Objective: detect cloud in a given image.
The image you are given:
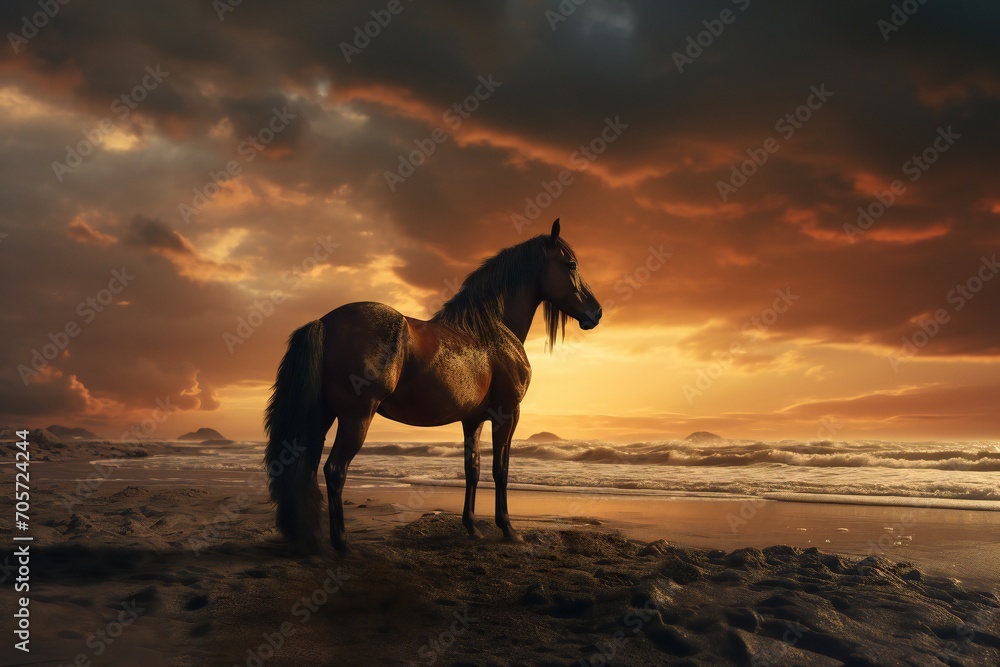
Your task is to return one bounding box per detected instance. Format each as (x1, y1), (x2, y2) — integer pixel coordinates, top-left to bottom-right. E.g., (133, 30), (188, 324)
(66, 214), (118, 246)
(123, 215), (246, 282)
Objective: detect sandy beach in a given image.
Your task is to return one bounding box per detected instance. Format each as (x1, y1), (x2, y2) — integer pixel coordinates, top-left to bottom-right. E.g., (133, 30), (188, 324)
(1, 438), (998, 666)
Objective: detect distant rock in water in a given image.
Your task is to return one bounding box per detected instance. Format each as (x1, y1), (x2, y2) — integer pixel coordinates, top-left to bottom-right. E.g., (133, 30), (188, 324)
(0, 428), (68, 460)
(27, 428), (62, 446)
(684, 431), (723, 443)
(0, 426), (61, 445)
(177, 428), (233, 444)
(526, 432), (564, 442)
(47, 424), (102, 440)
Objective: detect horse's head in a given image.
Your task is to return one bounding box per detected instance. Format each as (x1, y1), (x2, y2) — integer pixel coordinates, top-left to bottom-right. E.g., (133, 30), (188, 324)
(540, 219), (602, 331)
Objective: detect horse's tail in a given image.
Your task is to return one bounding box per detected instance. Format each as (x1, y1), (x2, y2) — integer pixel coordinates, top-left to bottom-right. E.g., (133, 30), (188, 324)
(264, 319), (326, 551)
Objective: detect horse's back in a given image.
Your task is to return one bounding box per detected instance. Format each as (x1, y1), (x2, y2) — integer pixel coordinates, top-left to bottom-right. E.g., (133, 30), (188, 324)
(321, 301), (405, 329)
(319, 302), (409, 401)
(317, 302), (492, 425)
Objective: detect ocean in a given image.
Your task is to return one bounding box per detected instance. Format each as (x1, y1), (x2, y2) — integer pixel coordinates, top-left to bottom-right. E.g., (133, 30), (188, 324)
(97, 437), (1000, 509)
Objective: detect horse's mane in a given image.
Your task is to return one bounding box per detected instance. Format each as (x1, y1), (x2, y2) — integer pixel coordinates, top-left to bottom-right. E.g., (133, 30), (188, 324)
(431, 235), (576, 350)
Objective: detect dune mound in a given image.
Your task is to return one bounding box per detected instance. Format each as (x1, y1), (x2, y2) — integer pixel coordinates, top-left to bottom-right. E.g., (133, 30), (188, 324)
(377, 515), (1000, 665)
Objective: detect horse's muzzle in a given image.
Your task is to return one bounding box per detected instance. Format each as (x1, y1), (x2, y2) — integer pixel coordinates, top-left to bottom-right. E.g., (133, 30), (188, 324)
(579, 307), (602, 330)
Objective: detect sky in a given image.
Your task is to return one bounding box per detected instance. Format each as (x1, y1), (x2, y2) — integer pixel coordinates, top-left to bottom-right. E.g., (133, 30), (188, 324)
(1, 0), (999, 443)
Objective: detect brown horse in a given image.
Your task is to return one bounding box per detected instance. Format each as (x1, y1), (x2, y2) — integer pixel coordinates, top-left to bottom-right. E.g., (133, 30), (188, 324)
(263, 219), (602, 552)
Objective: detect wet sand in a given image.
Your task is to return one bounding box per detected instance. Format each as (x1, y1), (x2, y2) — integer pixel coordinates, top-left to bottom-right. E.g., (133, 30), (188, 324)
(37, 447), (1000, 588)
(2, 441), (999, 665)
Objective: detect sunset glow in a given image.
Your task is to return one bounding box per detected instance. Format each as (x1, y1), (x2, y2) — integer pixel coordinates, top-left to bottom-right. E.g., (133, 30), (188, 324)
(2, 2), (998, 443)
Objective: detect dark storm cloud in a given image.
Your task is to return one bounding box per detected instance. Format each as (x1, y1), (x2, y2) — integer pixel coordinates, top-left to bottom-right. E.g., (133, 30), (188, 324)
(125, 215), (193, 254)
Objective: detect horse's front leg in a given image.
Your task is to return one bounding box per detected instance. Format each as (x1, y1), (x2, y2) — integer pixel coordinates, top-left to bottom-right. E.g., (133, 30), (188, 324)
(461, 420), (484, 538)
(491, 404), (522, 542)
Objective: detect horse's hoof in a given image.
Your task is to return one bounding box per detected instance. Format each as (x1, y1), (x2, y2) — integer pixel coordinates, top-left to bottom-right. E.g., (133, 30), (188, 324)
(467, 528), (483, 540)
(502, 529), (524, 543)
(332, 539), (351, 555)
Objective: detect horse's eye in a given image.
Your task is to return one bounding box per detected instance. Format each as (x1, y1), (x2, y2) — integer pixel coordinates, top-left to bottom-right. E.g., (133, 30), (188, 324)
(567, 261), (577, 271)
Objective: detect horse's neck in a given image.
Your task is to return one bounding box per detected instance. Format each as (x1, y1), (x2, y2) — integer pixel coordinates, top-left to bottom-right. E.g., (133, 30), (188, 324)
(500, 289), (541, 344)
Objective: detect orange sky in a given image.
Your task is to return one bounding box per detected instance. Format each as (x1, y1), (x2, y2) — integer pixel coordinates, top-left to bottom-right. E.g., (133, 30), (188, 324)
(2, 1), (999, 443)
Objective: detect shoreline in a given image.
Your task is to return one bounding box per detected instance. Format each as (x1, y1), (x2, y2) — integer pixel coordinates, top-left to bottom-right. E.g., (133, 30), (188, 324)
(2, 448), (999, 665)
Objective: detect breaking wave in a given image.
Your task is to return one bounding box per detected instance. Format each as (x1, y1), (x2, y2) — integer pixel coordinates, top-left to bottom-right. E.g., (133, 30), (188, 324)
(98, 437), (1000, 506)
(361, 439), (1000, 472)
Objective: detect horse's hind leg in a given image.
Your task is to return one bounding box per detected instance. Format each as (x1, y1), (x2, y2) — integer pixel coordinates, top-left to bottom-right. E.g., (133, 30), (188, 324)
(323, 402), (377, 553)
(312, 407), (336, 472)
(461, 420), (484, 538)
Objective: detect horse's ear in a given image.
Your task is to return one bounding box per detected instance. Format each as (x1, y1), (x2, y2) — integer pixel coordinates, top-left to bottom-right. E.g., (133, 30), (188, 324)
(549, 218), (560, 244)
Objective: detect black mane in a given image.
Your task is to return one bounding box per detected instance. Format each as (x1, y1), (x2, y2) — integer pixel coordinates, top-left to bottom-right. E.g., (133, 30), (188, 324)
(431, 235), (576, 350)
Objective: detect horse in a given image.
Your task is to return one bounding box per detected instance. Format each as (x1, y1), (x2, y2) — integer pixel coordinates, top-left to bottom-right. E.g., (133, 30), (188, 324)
(263, 219), (602, 552)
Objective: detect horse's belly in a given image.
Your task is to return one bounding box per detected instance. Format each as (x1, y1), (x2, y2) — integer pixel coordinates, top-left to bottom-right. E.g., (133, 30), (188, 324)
(378, 343), (490, 427)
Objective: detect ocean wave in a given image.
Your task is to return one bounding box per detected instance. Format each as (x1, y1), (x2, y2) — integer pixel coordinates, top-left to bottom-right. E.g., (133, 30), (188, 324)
(345, 470), (1000, 504)
(362, 443), (462, 458)
(356, 439), (1000, 472)
(96, 438), (1000, 506)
